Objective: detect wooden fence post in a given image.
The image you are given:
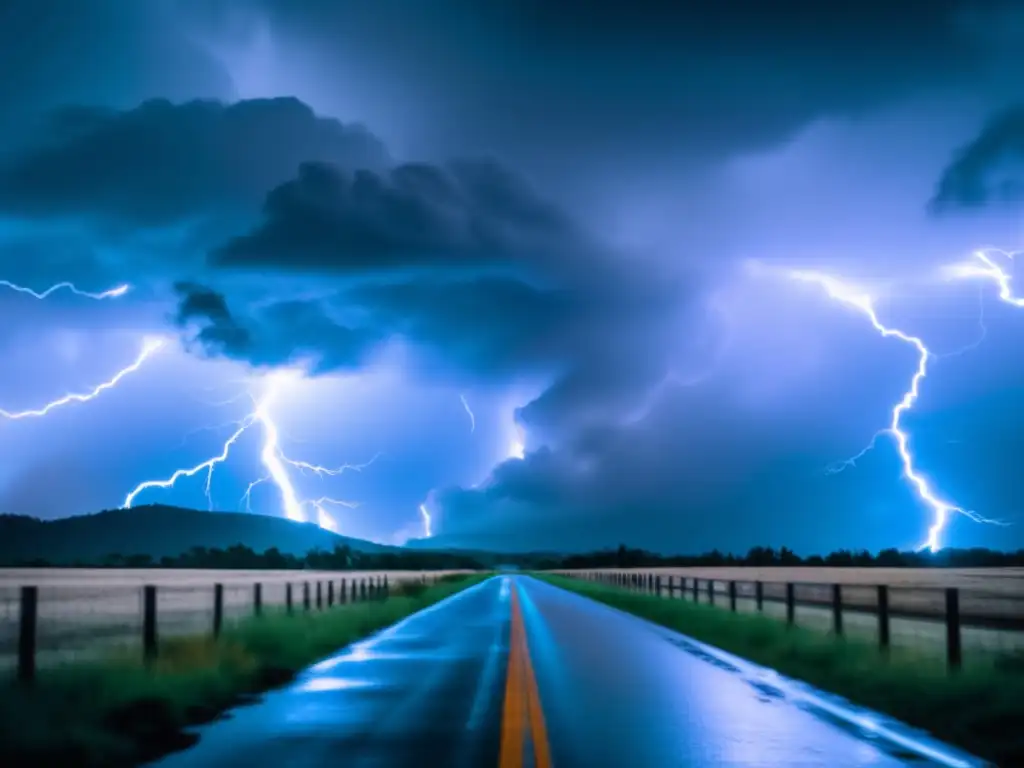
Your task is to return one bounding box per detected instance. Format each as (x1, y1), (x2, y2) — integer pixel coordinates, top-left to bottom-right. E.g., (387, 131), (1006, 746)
(755, 581), (764, 612)
(692, 577), (698, 602)
(303, 582), (311, 611)
(286, 583), (294, 614)
(877, 585), (890, 652)
(729, 581), (737, 612)
(18, 586), (37, 685)
(143, 585), (158, 663)
(253, 582), (263, 617)
(832, 584), (843, 635)
(339, 579), (347, 604)
(707, 579), (715, 606)
(946, 587), (962, 671)
(785, 582), (795, 625)
(213, 583), (224, 638)
(316, 581), (323, 610)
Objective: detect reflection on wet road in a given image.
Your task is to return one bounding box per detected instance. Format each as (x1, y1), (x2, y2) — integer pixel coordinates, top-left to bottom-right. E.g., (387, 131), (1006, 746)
(153, 576), (982, 768)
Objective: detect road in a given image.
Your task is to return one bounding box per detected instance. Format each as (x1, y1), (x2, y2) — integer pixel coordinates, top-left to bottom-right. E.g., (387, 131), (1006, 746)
(152, 576), (984, 768)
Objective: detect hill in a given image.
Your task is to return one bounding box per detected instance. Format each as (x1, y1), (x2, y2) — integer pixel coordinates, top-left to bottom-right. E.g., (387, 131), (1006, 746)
(0, 505), (395, 565)
(403, 536), (565, 568)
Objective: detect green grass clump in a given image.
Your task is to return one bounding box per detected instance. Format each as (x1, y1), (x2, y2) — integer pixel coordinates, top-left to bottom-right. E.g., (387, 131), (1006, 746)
(541, 575), (1024, 767)
(0, 574), (487, 768)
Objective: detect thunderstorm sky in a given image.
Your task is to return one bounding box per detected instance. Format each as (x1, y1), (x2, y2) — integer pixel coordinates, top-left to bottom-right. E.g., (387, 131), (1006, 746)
(3, 1), (1024, 553)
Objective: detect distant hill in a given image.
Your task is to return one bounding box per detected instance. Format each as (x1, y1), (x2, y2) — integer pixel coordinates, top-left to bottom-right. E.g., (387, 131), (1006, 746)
(0, 505), (396, 565)
(402, 536), (566, 567)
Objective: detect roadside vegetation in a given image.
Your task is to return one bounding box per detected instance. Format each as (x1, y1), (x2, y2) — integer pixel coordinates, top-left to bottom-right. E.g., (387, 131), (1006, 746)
(0, 573), (485, 768)
(3, 541), (487, 570)
(553, 542), (1024, 569)
(543, 575), (1024, 767)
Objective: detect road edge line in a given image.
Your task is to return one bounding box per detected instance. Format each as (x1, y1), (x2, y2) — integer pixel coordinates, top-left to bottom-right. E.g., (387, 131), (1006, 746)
(534, 576), (991, 768)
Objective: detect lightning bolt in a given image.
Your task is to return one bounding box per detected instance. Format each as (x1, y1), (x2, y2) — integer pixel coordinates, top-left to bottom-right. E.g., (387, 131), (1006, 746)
(460, 393), (476, 433)
(418, 503), (432, 537)
(508, 424), (525, 460)
(943, 248), (1024, 307)
(0, 337), (166, 419)
(0, 280), (130, 300)
(123, 371), (372, 532)
(787, 269), (1002, 552)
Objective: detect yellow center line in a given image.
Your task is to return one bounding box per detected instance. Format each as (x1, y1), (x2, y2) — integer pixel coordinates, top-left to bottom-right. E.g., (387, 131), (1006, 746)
(499, 582), (552, 768)
(499, 592), (526, 768)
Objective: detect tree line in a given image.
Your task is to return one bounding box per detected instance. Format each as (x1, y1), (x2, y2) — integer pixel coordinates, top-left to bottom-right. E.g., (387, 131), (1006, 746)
(6, 544), (487, 570)
(6, 542), (1023, 570)
(554, 544), (1024, 569)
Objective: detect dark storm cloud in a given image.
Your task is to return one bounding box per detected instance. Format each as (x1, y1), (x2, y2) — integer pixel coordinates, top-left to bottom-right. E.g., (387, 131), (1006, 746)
(176, 260), (691, 399)
(0, 0), (234, 144)
(0, 97), (388, 228)
(175, 281), (252, 358)
(6, 0), (1018, 553)
(931, 104), (1024, 211)
(347, 278), (574, 378)
(236, 0), (1000, 179)
(432, 361), (1024, 554)
(429, 378), (868, 553)
(429, 387), (799, 551)
(173, 282), (379, 373)
(189, 135), (695, 400)
(176, 147), (700, 436)
(213, 158), (578, 274)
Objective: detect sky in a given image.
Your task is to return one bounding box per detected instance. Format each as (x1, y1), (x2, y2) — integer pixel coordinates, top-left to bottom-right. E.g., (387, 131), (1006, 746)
(3, 1), (1024, 554)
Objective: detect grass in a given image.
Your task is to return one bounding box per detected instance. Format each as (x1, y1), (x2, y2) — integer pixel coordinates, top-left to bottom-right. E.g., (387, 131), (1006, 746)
(0, 574), (486, 768)
(541, 575), (1024, 767)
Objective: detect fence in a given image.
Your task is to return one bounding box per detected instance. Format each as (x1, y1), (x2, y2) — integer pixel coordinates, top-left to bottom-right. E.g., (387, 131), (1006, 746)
(1, 570), (445, 685)
(552, 569), (1024, 671)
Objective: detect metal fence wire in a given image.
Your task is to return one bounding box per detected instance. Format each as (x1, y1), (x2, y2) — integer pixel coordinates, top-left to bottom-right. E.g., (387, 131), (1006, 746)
(559, 569), (1024, 670)
(0, 570), (450, 682)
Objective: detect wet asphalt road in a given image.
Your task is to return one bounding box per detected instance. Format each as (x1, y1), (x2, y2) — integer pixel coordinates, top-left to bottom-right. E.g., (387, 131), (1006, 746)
(152, 576), (959, 768)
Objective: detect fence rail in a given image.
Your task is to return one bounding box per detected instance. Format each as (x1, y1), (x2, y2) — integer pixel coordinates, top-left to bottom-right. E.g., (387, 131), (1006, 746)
(2, 571), (446, 684)
(551, 570), (1024, 671)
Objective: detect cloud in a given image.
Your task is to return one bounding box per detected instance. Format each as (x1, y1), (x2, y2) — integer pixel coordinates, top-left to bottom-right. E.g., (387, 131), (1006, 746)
(427, 376), (881, 553)
(177, 138), (703, 417)
(0, 0), (236, 144)
(220, 0), (1003, 193)
(0, 97), (389, 228)
(212, 158), (580, 275)
(931, 104), (1024, 211)
(3, 0), (1024, 560)
(162, 137), (713, 468)
(174, 281), (380, 374)
(346, 277), (574, 379)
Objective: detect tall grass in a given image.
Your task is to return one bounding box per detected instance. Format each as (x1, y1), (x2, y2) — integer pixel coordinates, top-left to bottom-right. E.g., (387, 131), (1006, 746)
(0, 573), (486, 768)
(542, 575), (1024, 766)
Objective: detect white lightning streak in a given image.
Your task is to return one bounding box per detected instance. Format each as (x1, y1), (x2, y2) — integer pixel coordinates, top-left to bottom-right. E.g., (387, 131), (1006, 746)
(508, 424), (525, 460)
(124, 372), (368, 532)
(943, 248), (1024, 307)
(788, 269), (1003, 552)
(418, 503), (432, 537)
(124, 418), (254, 510)
(0, 337), (165, 420)
(0, 280), (130, 300)
(460, 393), (476, 433)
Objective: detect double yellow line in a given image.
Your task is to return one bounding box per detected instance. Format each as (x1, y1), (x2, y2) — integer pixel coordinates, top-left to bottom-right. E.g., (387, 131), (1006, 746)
(499, 583), (552, 768)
